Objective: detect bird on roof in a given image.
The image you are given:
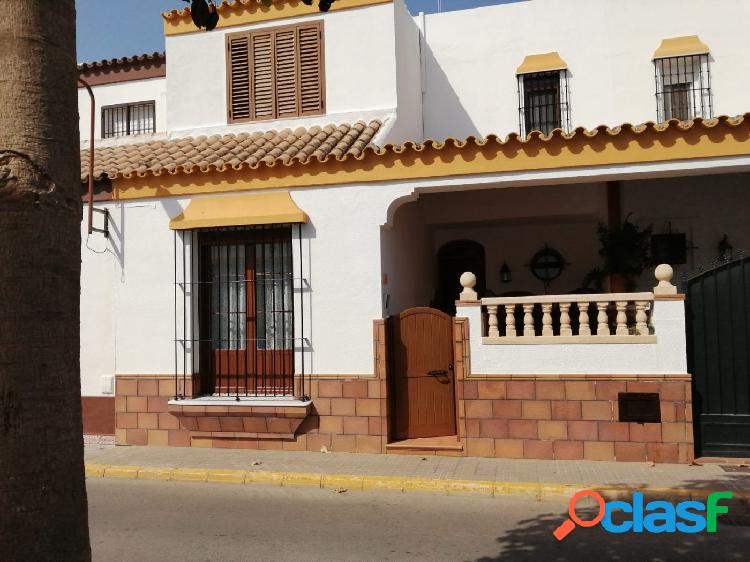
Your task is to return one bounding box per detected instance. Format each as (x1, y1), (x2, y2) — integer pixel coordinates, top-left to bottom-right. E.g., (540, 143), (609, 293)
(181, 0), (220, 31)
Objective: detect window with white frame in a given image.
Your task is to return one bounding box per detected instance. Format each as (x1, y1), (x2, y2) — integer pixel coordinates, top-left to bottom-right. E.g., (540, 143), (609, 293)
(517, 70), (571, 137)
(654, 54), (712, 122)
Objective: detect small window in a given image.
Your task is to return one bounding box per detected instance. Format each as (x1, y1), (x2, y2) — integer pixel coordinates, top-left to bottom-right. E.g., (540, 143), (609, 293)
(101, 101), (156, 139)
(517, 70), (570, 137)
(654, 55), (712, 122)
(227, 22), (325, 123)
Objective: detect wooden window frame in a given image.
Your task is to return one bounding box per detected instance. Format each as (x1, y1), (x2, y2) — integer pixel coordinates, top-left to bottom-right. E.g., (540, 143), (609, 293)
(101, 100), (156, 139)
(226, 21), (326, 124)
(197, 226), (296, 397)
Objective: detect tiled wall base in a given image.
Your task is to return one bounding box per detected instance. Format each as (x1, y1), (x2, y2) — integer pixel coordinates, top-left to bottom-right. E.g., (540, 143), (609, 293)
(459, 377), (693, 463)
(113, 320), (694, 463)
(114, 375), (388, 452)
(82, 396), (115, 435)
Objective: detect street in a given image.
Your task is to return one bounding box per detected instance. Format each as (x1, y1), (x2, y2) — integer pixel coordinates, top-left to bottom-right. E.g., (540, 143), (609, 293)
(87, 479), (750, 561)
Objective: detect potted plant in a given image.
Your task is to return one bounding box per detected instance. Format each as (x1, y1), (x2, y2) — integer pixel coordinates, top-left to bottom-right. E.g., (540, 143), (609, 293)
(584, 216), (652, 292)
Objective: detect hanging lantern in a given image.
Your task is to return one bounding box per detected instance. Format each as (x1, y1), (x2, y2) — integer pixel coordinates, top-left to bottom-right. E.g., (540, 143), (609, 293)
(500, 262), (512, 283)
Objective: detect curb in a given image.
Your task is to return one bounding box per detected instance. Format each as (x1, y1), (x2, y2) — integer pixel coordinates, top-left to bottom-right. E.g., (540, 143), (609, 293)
(84, 463), (750, 509)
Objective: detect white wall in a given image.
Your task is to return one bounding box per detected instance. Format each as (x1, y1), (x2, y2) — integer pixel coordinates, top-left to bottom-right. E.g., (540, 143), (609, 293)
(166, 3), (399, 137)
(421, 0), (750, 141)
(80, 221), (117, 396)
(79, 181), (418, 394)
(381, 0), (423, 145)
(78, 77), (167, 146)
(458, 299), (687, 375)
(380, 198), (434, 315)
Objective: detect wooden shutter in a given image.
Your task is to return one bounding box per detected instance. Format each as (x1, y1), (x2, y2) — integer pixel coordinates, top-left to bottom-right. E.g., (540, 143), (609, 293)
(227, 23), (324, 123)
(228, 35), (251, 122)
(274, 28), (299, 118)
(251, 32), (275, 120)
(298, 24), (324, 115)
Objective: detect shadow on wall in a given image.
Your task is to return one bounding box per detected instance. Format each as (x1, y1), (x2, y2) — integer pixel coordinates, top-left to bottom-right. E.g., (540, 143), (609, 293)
(476, 476), (750, 561)
(422, 41), (480, 141)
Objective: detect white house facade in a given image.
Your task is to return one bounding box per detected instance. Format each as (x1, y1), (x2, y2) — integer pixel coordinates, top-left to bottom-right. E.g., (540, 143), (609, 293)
(78, 0), (750, 463)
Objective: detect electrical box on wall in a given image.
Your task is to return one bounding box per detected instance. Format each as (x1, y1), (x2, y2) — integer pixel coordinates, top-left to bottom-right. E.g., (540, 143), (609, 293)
(100, 375), (114, 395)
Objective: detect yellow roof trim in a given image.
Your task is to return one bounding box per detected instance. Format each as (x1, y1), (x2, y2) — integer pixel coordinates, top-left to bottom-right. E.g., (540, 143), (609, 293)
(516, 52), (568, 75)
(169, 191), (307, 230)
(116, 115), (750, 202)
(162, 0), (393, 36)
(653, 35), (710, 59)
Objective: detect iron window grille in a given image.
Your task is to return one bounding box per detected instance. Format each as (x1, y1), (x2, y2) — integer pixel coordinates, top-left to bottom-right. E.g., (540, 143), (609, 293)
(101, 101), (156, 139)
(654, 54), (712, 122)
(173, 224), (309, 400)
(517, 70), (571, 138)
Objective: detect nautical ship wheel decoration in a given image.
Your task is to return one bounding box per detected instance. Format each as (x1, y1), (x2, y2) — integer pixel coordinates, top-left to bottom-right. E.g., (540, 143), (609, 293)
(528, 244), (567, 291)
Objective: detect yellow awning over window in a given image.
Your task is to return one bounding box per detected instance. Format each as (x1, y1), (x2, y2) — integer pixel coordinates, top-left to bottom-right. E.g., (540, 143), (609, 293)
(516, 52), (568, 75)
(169, 191), (308, 230)
(653, 35), (710, 59)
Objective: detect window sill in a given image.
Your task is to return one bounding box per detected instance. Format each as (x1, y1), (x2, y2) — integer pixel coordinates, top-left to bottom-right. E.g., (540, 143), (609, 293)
(168, 396), (312, 408)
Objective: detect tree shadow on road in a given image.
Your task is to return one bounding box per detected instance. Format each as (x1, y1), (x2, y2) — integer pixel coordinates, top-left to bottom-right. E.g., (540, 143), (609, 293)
(474, 476), (750, 562)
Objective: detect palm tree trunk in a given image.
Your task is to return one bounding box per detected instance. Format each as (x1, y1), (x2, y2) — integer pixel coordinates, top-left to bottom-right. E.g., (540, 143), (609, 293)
(0, 1), (91, 560)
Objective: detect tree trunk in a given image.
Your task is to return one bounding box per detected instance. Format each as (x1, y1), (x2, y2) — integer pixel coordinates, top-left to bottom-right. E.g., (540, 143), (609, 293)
(0, 1), (91, 560)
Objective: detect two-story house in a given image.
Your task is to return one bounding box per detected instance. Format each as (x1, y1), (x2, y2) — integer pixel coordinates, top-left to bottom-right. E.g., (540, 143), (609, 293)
(79, 0), (750, 463)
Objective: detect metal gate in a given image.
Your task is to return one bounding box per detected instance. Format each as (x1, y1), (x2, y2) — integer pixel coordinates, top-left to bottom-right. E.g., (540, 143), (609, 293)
(687, 257), (750, 457)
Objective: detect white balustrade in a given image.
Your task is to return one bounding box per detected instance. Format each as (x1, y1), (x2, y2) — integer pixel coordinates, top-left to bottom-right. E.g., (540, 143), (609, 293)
(457, 265), (679, 345)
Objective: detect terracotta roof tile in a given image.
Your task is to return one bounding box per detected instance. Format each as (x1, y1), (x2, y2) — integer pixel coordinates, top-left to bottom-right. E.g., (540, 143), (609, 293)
(81, 120), (383, 182)
(81, 114), (750, 183)
(77, 52), (165, 71)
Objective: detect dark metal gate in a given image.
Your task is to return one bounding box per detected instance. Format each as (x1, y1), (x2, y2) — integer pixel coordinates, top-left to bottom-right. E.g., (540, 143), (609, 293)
(687, 257), (750, 457)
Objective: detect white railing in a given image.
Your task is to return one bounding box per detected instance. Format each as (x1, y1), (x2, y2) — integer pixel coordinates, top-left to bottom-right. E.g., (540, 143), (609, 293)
(455, 265), (687, 375)
(481, 293), (655, 344)
(457, 264), (678, 346)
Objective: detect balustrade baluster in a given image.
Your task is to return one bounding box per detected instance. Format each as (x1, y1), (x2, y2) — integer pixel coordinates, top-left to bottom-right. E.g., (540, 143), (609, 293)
(559, 303), (572, 336)
(596, 302), (610, 336)
(505, 304), (517, 338)
(487, 305), (499, 338)
(542, 304), (553, 336)
(635, 301), (649, 336)
(615, 301), (629, 335)
(578, 302), (591, 336)
(523, 304), (534, 337)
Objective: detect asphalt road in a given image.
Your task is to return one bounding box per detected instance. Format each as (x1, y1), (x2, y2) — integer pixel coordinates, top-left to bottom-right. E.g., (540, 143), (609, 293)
(87, 479), (750, 562)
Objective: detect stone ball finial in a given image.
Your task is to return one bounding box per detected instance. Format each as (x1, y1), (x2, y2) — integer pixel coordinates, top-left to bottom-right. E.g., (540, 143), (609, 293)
(460, 271), (476, 289)
(653, 264), (677, 295)
(459, 271), (478, 302)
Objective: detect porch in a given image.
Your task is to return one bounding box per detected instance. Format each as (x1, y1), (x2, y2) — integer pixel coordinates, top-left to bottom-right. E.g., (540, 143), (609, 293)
(378, 171), (750, 461)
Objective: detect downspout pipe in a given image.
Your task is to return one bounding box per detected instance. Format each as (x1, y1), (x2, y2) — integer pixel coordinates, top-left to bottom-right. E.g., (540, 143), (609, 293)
(78, 77), (95, 235)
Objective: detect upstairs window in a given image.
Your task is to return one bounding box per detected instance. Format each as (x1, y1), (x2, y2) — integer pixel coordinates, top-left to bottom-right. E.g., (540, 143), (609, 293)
(653, 36), (712, 122)
(227, 22), (325, 123)
(516, 52), (571, 137)
(101, 101), (155, 138)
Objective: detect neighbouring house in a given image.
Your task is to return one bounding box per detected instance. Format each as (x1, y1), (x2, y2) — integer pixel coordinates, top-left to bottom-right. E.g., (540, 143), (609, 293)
(78, 0), (750, 462)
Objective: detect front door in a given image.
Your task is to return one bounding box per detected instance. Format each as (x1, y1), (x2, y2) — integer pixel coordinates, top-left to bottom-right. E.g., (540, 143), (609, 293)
(391, 307), (456, 439)
(687, 257), (750, 457)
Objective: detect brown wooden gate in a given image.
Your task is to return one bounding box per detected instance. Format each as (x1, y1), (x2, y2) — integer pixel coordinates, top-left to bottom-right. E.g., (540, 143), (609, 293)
(390, 307), (456, 439)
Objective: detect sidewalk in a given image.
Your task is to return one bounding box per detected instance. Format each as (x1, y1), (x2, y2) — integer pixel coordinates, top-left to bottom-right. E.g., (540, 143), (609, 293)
(85, 444), (750, 505)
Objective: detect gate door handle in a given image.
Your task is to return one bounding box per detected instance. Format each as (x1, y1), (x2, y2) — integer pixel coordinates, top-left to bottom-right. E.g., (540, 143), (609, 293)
(427, 370), (448, 376)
